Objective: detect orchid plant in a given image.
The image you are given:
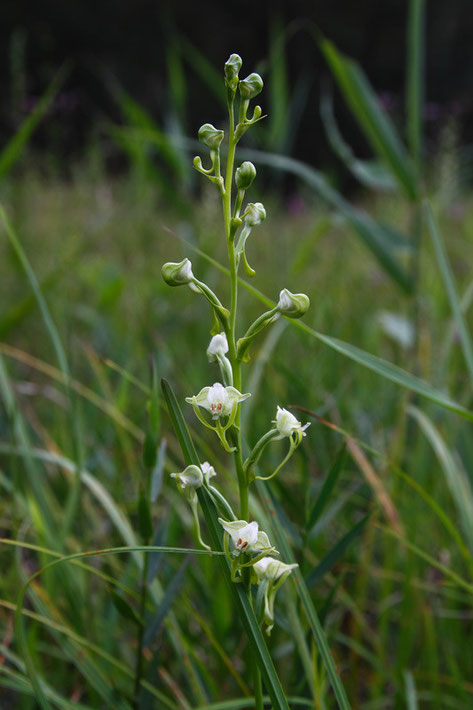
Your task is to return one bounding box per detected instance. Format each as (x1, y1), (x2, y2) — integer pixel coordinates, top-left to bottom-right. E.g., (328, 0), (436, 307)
(162, 53), (311, 704)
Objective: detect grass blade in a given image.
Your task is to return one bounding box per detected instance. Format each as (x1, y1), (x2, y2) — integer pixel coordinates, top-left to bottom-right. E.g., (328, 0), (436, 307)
(320, 86), (396, 191)
(170, 229), (473, 420)
(425, 202), (473, 384)
(408, 404), (473, 554)
(305, 513), (371, 588)
(143, 560), (189, 647)
(238, 147), (413, 291)
(0, 64), (68, 182)
(307, 445), (347, 533)
(319, 37), (418, 200)
(256, 480), (352, 710)
(161, 379), (291, 710)
(15, 546), (223, 709)
(406, 0), (425, 172)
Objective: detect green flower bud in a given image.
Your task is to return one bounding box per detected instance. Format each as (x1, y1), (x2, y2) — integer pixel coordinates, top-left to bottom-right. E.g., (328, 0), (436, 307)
(244, 202), (266, 226)
(235, 161), (256, 190)
(198, 123), (224, 150)
(239, 73), (263, 100)
(277, 288), (310, 318)
(162, 258), (194, 287)
(224, 53), (242, 82)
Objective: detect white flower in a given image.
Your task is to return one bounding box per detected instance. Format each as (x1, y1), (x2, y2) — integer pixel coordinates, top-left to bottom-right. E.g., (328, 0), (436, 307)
(253, 556), (298, 582)
(252, 556), (298, 635)
(274, 406), (310, 439)
(170, 464), (203, 490)
(170, 464), (203, 502)
(244, 202), (266, 226)
(218, 518), (273, 557)
(277, 288), (310, 318)
(186, 382), (250, 420)
(200, 461), (216, 484)
(207, 333), (229, 362)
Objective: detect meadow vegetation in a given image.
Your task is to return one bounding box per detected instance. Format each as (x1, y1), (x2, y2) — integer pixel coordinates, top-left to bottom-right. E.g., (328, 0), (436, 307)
(2, 8), (473, 709)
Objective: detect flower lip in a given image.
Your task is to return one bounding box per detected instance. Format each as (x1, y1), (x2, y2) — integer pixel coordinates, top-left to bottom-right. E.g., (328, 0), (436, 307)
(218, 518), (274, 557)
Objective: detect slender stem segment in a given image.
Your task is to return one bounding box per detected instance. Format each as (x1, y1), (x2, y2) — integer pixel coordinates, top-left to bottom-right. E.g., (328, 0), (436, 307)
(223, 94), (249, 522)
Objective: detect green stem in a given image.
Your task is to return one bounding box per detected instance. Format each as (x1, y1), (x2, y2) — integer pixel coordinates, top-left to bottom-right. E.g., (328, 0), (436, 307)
(223, 94), (249, 521)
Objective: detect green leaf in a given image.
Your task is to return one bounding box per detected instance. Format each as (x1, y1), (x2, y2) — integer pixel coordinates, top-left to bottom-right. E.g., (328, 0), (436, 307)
(307, 445), (347, 533)
(425, 202), (473, 384)
(238, 147), (413, 292)
(320, 86), (397, 191)
(408, 405), (473, 555)
(138, 491), (153, 542)
(161, 379), (291, 710)
(319, 37), (418, 200)
(170, 234), (473, 421)
(110, 590), (143, 627)
(143, 560), (189, 647)
(255, 479), (352, 710)
(296, 326), (473, 421)
(142, 430), (158, 469)
(305, 513), (371, 587)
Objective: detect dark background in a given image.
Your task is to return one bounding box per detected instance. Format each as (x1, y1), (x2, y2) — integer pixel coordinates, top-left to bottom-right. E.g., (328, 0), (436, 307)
(1, 0), (473, 178)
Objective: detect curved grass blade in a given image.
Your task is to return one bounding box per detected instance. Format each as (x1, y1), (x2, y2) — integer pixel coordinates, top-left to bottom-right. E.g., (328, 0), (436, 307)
(307, 445), (347, 533)
(320, 85), (397, 191)
(167, 229), (473, 421)
(237, 148), (413, 292)
(15, 546), (222, 710)
(0, 206), (83, 538)
(425, 202), (473, 384)
(377, 524), (473, 595)
(161, 378), (291, 710)
(256, 479), (352, 710)
(319, 38), (418, 200)
(408, 405), (473, 554)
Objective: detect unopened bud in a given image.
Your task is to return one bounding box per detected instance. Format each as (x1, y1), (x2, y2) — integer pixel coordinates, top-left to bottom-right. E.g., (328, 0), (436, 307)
(277, 289), (310, 318)
(236, 161), (256, 190)
(198, 123), (224, 150)
(224, 53), (242, 82)
(207, 332), (229, 362)
(162, 258), (194, 287)
(239, 73), (263, 100)
(244, 202), (266, 226)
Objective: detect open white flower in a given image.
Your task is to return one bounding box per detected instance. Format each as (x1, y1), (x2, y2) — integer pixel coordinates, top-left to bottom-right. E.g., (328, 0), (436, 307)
(253, 556), (298, 635)
(274, 406), (310, 440)
(218, 518), (273, 557)
(207, 333), (229, 362)
(186, 382), (250, 420)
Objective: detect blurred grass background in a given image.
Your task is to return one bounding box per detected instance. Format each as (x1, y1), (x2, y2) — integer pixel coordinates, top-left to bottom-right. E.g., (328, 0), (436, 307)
(1, 1), (473, 708)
